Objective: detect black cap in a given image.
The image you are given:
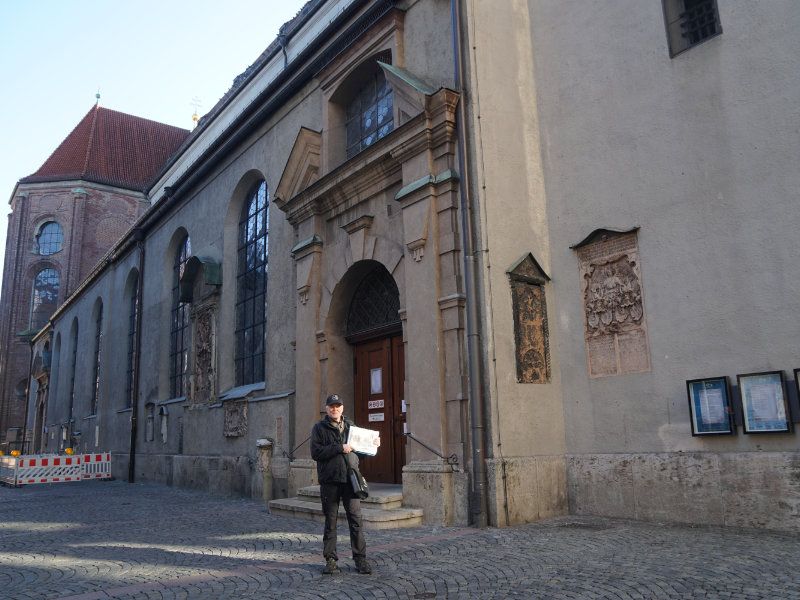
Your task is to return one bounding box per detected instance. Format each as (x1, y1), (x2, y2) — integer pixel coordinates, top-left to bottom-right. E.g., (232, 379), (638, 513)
(325, 394), (343, 406)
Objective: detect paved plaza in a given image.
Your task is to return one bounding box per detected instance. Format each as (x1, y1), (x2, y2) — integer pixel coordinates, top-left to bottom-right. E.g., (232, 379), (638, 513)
(0, 480), (799, 599)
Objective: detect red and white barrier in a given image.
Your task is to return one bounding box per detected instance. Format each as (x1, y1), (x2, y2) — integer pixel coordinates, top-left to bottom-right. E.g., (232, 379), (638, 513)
(0, 452), (112, 486)
(81, 453), (112, 480)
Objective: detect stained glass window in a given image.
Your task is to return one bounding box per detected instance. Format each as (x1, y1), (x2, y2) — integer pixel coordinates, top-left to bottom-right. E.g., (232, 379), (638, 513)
(30, 268), (59, 331)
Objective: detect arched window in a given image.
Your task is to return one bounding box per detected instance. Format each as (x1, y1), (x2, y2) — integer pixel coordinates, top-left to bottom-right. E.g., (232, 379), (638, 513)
(346, 66), (393, 159)
(235, 181), (268, 385)
(90, 302), (103, 415)
(170, 236), (191, 398)
(68, 320), (79, 417)
(30, 268), (60, 331)
(346, 265), (401, 340)
(125, 276), (139, 409)
(36, 222), (63, 255)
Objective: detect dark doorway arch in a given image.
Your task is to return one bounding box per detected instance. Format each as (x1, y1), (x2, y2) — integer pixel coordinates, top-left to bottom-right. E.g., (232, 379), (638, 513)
(346, 263), (405, 483)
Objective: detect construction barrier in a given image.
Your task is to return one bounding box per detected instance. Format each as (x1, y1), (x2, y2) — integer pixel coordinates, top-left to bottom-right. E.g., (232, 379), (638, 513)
(0, 453), (112, 486)
(81, 453), (112, 480)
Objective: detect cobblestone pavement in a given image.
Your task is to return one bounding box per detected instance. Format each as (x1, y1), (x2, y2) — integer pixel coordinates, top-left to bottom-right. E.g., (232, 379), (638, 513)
(1, 481), (799, 599)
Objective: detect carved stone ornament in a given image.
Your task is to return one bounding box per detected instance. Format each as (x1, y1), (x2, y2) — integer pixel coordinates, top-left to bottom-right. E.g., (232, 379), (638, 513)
(224, 400), (247, 437)
(574, 230), (651, 378)
(191, 306), (216, 404)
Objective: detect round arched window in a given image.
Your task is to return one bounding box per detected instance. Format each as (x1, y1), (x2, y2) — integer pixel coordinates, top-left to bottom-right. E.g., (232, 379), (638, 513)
(36, 222), (63, 255)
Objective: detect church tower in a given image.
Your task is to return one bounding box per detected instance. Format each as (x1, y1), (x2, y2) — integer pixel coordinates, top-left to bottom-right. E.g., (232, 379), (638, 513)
(0, 105), (188, 449)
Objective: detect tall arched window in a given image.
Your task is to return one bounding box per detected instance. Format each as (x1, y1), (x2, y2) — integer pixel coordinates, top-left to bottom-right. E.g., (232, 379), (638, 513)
(235, 180), (268, 385)
(125, 276), (139, 409)
(68, 320), (79, 418)
(90, 301), (103, 415)
(346, 66), (393, 159)
(170, 236), (191, 398)
(30, 268), (60, 331)
(36, 222), (64, 255)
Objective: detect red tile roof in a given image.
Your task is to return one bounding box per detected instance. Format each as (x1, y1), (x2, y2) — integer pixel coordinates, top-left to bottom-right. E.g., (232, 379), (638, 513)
(20, 105), (190, 192)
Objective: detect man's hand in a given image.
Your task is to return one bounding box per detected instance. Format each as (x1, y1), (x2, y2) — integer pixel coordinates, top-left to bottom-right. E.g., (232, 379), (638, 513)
(375, 436), (381, 447)
(342, 443), (353, 453)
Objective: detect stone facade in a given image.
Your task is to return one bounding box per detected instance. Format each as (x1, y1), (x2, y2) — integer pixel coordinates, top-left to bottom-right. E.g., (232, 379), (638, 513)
(16, 0), (800, 534)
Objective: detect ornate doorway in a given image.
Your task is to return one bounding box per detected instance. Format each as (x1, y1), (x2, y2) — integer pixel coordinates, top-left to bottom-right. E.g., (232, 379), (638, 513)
(346, 265), (406, 484)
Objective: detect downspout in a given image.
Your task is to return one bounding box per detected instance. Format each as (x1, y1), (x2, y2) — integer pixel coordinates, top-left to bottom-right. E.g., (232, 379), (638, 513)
(128, 229), (145, 483)
(451, 0), (489, 527)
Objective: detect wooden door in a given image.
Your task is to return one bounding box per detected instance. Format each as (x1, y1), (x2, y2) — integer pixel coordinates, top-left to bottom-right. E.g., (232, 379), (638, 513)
(353, 335), (406, 483)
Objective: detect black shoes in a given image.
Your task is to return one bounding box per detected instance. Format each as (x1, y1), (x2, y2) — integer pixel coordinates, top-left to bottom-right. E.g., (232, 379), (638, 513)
(355, 558), (372, 575)
(322, 558), (340, 575)
(322, 557), (371, 575)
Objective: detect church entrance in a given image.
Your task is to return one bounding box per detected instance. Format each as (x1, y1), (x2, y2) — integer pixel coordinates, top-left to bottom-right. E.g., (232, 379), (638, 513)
(345, 264), (406, 484)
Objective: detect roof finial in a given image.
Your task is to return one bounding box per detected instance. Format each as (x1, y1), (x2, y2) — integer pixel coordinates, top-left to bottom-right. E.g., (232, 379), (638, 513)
(190, 96), (201, 128)
(95, 88), (101, 105)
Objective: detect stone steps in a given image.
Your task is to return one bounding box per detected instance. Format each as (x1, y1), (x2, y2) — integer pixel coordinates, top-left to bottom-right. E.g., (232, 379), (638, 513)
(268, 484), (423, 530)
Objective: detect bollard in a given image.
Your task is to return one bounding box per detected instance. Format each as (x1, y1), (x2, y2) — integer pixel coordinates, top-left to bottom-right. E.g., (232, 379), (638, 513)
(256, 439), (273, 502)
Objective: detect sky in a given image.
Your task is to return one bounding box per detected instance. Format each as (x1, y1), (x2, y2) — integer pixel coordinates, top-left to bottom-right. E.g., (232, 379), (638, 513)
(0, 0), (309, 283)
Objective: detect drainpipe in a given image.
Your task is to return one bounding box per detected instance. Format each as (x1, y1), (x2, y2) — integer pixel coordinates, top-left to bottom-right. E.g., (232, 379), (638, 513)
(451, 0), (489, 527)
(128, 230), (146, 483)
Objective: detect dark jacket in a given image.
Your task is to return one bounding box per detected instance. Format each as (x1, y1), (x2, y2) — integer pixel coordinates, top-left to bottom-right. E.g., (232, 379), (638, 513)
(311, 415), (352, 484)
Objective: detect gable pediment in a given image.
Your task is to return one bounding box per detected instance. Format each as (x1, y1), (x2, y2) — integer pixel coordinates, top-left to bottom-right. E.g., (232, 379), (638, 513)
(274, 127), (322, 209)
(507, 253), (550, 284)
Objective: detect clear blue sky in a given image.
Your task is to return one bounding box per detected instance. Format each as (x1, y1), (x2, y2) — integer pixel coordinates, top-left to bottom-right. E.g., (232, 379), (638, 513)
(0, 0), (308, 283)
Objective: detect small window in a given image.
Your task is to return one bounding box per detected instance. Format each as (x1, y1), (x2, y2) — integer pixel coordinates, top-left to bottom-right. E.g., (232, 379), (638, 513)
(36, 222), (64, 255)
(346, 67), (394, 159)
(664, 0), (721, 57)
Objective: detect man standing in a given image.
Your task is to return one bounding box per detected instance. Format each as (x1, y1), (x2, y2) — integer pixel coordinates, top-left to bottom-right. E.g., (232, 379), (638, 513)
(311, 394), (376, 575)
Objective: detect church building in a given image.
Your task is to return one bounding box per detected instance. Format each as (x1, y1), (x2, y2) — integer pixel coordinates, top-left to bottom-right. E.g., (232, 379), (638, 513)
(8, 0), (799, 532)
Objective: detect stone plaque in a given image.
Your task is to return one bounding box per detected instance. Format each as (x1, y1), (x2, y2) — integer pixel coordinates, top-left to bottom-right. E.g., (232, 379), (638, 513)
(511, 280), (551, 383)
(576, 231), (651, 378)
(224, 400), (247, 437)
(507, 253), (551, 384)
(191, 306), (216, 403)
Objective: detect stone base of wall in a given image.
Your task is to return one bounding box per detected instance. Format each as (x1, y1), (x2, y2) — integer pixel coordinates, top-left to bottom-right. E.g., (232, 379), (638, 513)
(567, 452), (800, 532)
(486, 455), (568, 527)
(112, 453), (257, 499)
(402, 460), (469, 526)
(289, 458), (317, 496)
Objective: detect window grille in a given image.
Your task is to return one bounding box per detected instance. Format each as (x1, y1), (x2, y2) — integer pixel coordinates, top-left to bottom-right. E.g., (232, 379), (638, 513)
(345, 66), (394, 159)
(235, 181), (268, 386)
(125, 277), (139, 409)
(346, 266), (400, 338)
(36, 222), (63, 255)
(30, 268), (59, 331)
(90, 304), (102, 415)
(169, 236), (191, 398)
(664, 0), (721, 57)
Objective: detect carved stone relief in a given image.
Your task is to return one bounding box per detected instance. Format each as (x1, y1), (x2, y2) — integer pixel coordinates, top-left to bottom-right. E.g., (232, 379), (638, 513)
(507, 253), (551, 384)
(191, 305), (216, 404)
(575, 231), (650, 378)
(511, 281), (550, 383)
(224, 400), (247, 437)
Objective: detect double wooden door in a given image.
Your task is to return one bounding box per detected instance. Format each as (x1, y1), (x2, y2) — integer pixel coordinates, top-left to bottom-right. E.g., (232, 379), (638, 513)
(353, 335), (405, 483)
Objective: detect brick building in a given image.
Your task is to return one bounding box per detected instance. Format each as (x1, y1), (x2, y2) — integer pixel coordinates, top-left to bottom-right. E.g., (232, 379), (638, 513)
(0, 105), (188, 447)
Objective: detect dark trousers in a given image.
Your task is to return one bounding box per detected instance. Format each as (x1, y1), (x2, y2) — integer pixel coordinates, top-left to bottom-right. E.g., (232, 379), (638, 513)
(321, 482), (366, 561)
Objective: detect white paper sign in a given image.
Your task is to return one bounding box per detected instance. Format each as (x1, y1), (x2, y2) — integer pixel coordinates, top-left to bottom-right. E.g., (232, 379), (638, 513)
(347, 425), (380, 456)
(368, 399), (384, 409)
(368, 413), (385, 422)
